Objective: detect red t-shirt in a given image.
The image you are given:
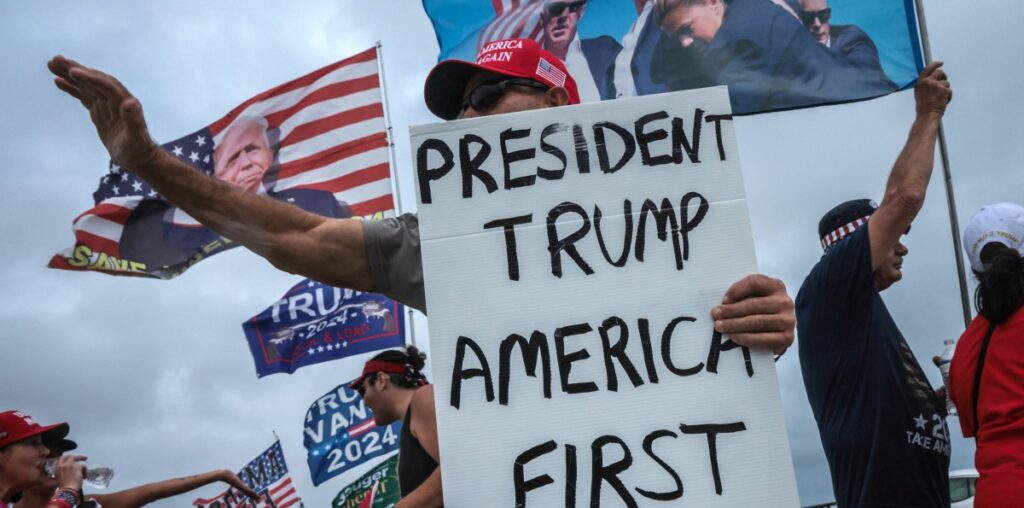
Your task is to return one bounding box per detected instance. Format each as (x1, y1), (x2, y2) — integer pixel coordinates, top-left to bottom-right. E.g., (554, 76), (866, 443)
(949, 305), (1024, 507)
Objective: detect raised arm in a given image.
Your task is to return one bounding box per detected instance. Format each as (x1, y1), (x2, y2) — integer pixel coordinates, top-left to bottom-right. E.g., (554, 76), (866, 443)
(47, 56), (373, 290)
(867, 61), (952, 269)
(397, 386), (443, 508)
(86, 470), (258, 508)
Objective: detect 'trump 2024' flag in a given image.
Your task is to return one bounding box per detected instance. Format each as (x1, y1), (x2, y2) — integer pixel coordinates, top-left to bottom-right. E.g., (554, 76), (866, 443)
(305, 382), (402, 486)
(422, 0), (923, 113)
(193, 441), (303, 508)
(243, 280), (405, 377)
(50, 46), (395, 279)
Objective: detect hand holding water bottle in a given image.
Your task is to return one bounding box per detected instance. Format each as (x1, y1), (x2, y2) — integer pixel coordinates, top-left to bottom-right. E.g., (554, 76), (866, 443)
(51, 455), (86, 491)
(45, 456), (114, 489)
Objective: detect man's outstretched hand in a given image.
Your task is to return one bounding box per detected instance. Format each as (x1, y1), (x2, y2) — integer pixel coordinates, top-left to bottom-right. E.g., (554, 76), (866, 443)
(712, 274), (795, 355)
(48, 55), (161, 171)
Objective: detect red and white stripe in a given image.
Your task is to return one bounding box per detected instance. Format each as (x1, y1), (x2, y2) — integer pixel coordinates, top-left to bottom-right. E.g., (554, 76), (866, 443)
(821, 215), (872, 251)
(478, 1), (544, 51)
(267, 476), (301, 508)
(209, 47), (394, 218)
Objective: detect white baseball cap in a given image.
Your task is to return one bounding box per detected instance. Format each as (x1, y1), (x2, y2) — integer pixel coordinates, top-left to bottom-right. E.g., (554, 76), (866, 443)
(963, 202), (1024, 272)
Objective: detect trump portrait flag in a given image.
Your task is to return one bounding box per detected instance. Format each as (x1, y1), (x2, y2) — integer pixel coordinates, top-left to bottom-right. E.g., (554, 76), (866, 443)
(422, 0), (924, 113)
(50, 46), (395, 279)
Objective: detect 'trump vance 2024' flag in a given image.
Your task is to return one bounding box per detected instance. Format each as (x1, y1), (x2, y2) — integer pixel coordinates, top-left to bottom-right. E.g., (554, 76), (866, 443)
(50, 46), (395, 279)
(422, 0), (924, 113)
(243, 279), (405, 377)
(193, 441), (303, 508)
(304, 382), (402, 486)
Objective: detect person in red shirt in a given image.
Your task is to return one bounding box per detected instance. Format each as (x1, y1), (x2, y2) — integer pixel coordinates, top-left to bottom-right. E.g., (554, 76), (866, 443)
(949, 202), (1024, 507)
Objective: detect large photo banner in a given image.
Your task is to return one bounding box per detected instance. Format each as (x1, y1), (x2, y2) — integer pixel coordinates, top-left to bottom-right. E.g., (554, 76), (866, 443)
(422, 0), (923, 113)
(411, 87), (799, 505)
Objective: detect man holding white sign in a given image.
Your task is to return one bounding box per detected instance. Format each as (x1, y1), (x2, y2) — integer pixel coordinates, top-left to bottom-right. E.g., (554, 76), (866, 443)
(413, 43), (800, 505)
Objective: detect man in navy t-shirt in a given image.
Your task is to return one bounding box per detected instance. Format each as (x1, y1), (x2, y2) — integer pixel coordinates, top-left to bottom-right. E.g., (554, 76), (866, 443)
(797, 61), (953, 507)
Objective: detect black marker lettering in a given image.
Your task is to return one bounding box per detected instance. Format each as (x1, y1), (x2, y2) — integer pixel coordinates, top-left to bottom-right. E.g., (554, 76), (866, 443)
(634, 111), (674, 166)
(415, 138), (453, 204)
(538, 123), (568, 180)
(546, 202), (594, 278)
(679, 422), (747, 495)
(704, 114), (733, 161)
(706, 330), (754, 378)
(483, 214), (533, 281)
(458, 134), (497, 199)
(450, 336), (495, 409)
(662, 316), (703, 377)
(499, 331), (552, 405)
(599, 316), (644, 391)
(554, 323), (599, 394)
(594, 201), (633, 267)
(514, 440), (557, 507)
(590, 435), (638, 508)
(593, 121), (636, 174)
(672, 108), (704, 164)
(635, 430), (683, 501)
(501, 127), (537, 189)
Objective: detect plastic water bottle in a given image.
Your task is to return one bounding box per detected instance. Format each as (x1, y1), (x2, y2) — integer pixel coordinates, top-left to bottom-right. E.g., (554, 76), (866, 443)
(938, 339), (958, 416)
(43, 458), (115, 489)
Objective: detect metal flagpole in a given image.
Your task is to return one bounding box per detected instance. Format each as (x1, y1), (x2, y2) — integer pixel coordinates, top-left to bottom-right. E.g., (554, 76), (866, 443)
(375, 41), (418, 348)
(913, 0), (972, 328)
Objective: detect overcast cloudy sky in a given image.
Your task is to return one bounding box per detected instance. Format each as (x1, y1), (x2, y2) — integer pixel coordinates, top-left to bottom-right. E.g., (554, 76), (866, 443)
(3, 1), (1023, 506)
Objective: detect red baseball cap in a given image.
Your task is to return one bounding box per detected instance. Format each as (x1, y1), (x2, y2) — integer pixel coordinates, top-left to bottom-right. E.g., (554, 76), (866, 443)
(0, 410), (69, 449)
(424, 38), (581, 120)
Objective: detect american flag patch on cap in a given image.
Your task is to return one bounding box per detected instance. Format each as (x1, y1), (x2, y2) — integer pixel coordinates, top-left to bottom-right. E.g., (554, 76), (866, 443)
(535, 57), (566, 87)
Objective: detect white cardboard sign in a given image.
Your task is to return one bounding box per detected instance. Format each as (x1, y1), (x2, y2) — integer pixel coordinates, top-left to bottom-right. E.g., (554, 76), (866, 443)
(411, 87), (799, 507)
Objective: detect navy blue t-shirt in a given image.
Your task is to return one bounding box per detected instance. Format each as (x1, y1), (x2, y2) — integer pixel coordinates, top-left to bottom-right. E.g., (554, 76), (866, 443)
(796, 226), (950, 507)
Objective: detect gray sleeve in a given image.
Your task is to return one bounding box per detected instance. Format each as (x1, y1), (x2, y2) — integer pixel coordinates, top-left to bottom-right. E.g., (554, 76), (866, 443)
(362, 213), (426, 313)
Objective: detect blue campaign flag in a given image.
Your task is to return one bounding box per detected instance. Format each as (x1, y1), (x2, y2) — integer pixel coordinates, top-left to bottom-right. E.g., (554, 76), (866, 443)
(243, 279), (406, 378)
(304, 382), (402, 487)
(421, 0), (924, 114)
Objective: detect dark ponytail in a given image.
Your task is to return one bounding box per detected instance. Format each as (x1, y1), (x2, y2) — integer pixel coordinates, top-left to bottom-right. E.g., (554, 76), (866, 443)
(974, 243), (1024, 324)
(369, 345), (429, 388)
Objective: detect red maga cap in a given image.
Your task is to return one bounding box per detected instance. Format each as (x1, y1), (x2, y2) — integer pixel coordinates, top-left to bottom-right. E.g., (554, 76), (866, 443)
(0, 410), (69, 449)
(350, 360), (408, 391)
(424, 38), (580, 120)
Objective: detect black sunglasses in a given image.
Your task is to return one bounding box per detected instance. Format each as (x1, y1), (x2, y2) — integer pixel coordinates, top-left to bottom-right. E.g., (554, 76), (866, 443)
(458, 78), (550, 118)
(544, 0), (585, 17)
(800, 8), (831, 26)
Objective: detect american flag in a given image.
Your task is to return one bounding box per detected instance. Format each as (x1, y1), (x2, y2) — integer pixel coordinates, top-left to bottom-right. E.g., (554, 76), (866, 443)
(478, 0), (545, 50)
(49, 46), (394, 279)
(536, 57), (567, 87)
(193, 441), (304, 508)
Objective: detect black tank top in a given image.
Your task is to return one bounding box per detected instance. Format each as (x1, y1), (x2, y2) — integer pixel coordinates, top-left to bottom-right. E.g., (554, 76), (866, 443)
(399, 403), (439, 499)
